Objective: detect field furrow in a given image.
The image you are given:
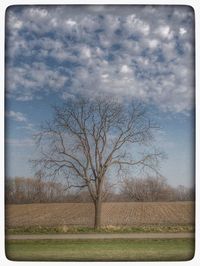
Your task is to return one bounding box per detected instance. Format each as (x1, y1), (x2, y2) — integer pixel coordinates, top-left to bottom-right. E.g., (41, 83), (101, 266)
(6, 201), (194, 228)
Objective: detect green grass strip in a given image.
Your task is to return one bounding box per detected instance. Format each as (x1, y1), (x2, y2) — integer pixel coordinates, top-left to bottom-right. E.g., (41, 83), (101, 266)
(6, 238), (195, 261)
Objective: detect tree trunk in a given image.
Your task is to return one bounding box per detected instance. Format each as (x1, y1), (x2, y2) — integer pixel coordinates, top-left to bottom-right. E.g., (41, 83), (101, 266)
(94, 198), (102, 229)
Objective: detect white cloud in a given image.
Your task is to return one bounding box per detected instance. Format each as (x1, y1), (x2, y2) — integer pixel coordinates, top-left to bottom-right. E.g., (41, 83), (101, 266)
(120, 65), (132, 74)
(156, 25), (172, 39)
(125, 14), (150, 36)
(148, 39), (159, 49)
(6, 6), (195, 114)
(61, 92), (75, 100)
(101, 73), (109, 79)
(80, 46), (92, 59)
(16, 95), (33, 102)
(179, 27), (187, 36)
(6, 62), (68, 100)
(6, 111), (27, 122)
(65, 19), (77, 26)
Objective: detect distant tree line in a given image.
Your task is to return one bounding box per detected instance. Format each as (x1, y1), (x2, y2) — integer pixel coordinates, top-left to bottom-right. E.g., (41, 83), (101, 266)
(120, 176), (194, 202)
(5, 176), (194, 204)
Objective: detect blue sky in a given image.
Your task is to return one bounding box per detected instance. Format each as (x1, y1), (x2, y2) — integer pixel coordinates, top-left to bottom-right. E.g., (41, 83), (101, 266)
(5, 5), (195, 187)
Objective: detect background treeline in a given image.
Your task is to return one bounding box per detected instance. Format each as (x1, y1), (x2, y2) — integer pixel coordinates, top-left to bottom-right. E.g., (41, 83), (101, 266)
(5, 176), (194, 204)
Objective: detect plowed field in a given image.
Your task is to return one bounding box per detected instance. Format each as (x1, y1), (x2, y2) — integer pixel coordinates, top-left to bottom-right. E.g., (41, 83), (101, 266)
(6, 201), (194, 228)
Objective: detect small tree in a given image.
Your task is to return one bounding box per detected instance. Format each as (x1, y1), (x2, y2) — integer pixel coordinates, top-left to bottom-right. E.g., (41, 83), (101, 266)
(33, 97), (163, 228)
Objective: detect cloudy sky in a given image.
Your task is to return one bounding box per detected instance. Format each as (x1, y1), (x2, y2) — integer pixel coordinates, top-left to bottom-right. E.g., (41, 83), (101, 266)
(5, 5), (195, 187)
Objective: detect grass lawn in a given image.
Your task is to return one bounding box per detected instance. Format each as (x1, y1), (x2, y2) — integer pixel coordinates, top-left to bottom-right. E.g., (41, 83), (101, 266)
(6, 238), (195, 261)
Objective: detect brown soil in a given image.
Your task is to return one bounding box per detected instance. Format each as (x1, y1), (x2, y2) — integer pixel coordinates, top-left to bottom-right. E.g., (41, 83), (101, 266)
(5, 201), (195, 228)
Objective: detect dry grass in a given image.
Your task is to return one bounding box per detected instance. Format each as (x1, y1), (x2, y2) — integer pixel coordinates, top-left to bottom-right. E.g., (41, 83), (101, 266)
(6, 201), (194, 228)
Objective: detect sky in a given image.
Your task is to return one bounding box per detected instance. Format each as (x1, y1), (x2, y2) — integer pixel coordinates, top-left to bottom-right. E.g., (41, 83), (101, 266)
(5, 5), (195, 187)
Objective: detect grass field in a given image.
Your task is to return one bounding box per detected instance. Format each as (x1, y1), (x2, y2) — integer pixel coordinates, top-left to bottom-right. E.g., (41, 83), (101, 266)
(6, 201), (194, 228)
(6, 238), (195, 261)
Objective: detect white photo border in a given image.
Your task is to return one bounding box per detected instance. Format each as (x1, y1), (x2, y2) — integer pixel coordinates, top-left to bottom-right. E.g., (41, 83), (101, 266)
(1, 0), (199, 265)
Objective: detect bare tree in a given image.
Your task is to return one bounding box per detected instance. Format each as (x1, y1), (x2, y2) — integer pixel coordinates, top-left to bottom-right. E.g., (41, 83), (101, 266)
(120, 176), (172, 202)
(174, 185), (195, 201)
(33, 97), (163, 228)
(120, 177), (148, 201)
